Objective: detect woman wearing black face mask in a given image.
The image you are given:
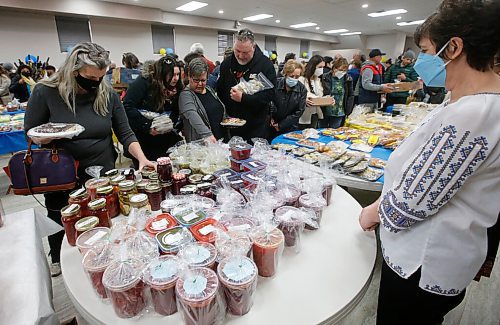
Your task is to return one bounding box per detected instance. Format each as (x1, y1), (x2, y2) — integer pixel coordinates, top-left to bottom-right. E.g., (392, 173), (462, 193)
(123, 55), (184, 166)
(24, 42), (154, 277)
(9, 64), (34, 102)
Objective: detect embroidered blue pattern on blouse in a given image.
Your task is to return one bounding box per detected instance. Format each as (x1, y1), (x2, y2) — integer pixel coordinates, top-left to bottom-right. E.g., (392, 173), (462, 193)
(382, 246), (407, 278)
(424, 284), (462, 296)
(381, 125), (489, 232)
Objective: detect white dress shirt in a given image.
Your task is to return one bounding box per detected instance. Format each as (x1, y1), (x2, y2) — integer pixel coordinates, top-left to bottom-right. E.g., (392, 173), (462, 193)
(379, 93), (500, 296)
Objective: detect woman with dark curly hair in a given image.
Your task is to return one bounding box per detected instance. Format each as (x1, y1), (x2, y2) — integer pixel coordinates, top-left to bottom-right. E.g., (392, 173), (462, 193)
(123, 55), (183, 166)
(359, 0), (500, 323)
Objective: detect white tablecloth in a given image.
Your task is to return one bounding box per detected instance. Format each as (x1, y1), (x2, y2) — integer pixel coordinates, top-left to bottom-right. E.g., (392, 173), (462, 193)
(0, 208), (63, 325)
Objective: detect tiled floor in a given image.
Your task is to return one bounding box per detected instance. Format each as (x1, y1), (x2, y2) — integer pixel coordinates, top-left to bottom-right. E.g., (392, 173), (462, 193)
(0, 154), (498, 324)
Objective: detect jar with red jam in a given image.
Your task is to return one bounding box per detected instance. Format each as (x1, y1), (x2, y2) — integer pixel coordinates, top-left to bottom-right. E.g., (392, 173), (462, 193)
(145, 183), (162, 211)
(298, 194), (326, 230)
(172, 173), (188, 195)
(118, 180), (137, 216)
(149, 173), (159, 183)
(178, 242), (218, 270)
(252, 227), (284, 277)
(75, 216), (99, 239)
(143, 255), (181, 316)
(88, 198), (112, 228)
(68, 188), (90, 217)
(274, 206), (305, 249)
(197, 183), (214, 199)
(82, 242), (115, 299)
(141, 166), (155, 180)
(230, 143), (252, 160)
(102, 258), (147, 318)
(160, 181), (172, 200)
(61, 204), (83, 246)
(85, 178), (110, 200)
(157, 157), (173, 182)
(217, 256), (258, 315)
(176, 267), (223, 325)
(96, 185), (120, 218)
(123, 168), (136, 181)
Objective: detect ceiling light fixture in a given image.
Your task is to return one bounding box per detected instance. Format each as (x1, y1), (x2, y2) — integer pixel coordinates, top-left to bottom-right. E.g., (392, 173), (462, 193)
(362, 4), (369, 8)
(340, 31), (362, 36)
(290, 22), (317, 28)
(396, 16), (402, 20)
(275, 19), (281, 23)
(176, 1), (208, 12)
(368, 9), (407, 17)
(243, 14), (273, 21)
(315, 26), (320, 30)
(323, 29), (349, 34)
(218, 10), (224, 14)
(397, 20), (425, 26)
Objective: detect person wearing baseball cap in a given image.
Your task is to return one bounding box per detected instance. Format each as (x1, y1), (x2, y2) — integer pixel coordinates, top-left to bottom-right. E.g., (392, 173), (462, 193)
(357, 49), (393, 109)
(384, 50), (419, 107)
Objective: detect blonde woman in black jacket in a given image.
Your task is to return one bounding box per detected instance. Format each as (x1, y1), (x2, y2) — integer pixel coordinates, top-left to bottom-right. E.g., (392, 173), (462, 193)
(179, 58), (226, 143)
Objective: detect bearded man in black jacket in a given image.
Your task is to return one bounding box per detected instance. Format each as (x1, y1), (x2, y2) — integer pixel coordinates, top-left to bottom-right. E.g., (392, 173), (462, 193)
(217, 28), (277, 142)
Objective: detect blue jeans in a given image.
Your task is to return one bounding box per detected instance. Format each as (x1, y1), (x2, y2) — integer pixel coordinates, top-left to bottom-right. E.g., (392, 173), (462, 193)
(319, 116), (344, 129)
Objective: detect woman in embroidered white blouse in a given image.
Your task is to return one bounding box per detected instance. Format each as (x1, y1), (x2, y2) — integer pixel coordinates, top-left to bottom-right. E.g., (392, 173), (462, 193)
(358, 0), (500, 324)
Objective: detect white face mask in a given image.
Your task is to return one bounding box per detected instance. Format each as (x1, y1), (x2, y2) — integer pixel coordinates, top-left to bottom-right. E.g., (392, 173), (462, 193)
(314, 68), (324, 77)
(335, 71), (346, 79)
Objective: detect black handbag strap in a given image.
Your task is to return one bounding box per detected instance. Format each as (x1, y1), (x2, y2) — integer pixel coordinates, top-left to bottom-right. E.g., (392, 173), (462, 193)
(22, 139), (63, 212)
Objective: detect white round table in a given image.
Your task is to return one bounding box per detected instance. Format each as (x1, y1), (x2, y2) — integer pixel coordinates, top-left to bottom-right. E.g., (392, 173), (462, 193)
(60, 186), (377, 325)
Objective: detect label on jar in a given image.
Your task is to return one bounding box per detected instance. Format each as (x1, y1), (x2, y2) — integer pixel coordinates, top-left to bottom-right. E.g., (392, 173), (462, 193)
(223, 258), (255, 282)
(84, 230), (108, 246)
(189, 246), (211, 264)
(63, 204), (79, 214)
(231, 180), (243, 185)
(88, 198), (106, 208)
(228, 224), (251, 232)
(70, 188), (86, 197)
(183, 275), (207, 295)
(163, 233), (183, 245)
(77, 217), (98, 228)
(198, 225), (215, 236)
(151, 219), (168, 230)
(247, 174), (261, 181)
(249, 162), (259, 168)
(150, 259), (177, 280)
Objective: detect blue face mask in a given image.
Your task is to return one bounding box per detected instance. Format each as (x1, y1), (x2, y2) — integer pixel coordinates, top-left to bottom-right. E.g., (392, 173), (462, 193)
(414, 40), (451, 88)
(286, 77), (299, 88)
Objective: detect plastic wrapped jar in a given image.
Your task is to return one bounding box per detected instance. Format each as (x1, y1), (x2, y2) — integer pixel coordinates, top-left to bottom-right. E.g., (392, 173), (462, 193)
(68, 188), (90, 217)
(189, 219), (225, 244)
(215, 231), (253, 262)
(96, 185), (120, 218)
(322, 179), (335, 206)
(145, 213), (177, 235)
(156, 226), (194, 255)
(172, 173), (188, 195)
(82, 242), (115, 299)
(230, 143), (252, 160)
(252, 228), (284, 277)
(176, 267), (221, 325)
(143, 256), (181, 316)
(221, 216), (257, 235)
(102, 258), (147, 318)
(217, 256), (258, 315)
(88, 198), (112, 228)
(276, 185), (302, 207)
(118, 180), (137, 216)
(299, 194), (327, 230)
(145, 183), (162, 211)
(61, 204), (83, 246)
(85, 177), (110, 200)
(76, 227), (111, 255)
(157, 157), (173, 182)
(213, 168), (238, 180)
(75, 216), (99, 239)
(229, 157), (251, 172)
(178, 242), (218, 270)
(160, 181), (172, 200)
(135, 179), (149, 194)
(242, 160), (267, 173)
(275, 206), (305, 248)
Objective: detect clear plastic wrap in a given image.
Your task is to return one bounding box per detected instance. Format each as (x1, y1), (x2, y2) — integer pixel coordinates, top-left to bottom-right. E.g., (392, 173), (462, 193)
(109, 218), (137, 244)
(274, 206), (307, 252)
(175, 267), (226, 325)
(251, 226), (284, 277)
(142, 255), (185, 316)
(76, 226), (111, 255)
(215, 231), (253, 263)
(189, 218), (227, 244)
(217, 256), (258, 316)
(145, 213), (178, 235)
(155, 226), (194, 255)
(178, 242), (218, 270)
(299, 194), (326, 230)
(82, 241), (115, 299)
(234, 72), (274, 95)
(123, 230), (159, 265)
(102, 256), (147, 319)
